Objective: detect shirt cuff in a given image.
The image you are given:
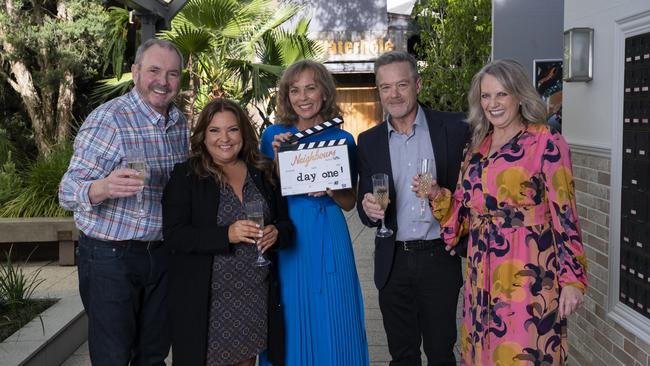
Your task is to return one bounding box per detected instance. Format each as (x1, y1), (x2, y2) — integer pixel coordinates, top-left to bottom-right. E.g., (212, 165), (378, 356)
(76, 181), (101, 211)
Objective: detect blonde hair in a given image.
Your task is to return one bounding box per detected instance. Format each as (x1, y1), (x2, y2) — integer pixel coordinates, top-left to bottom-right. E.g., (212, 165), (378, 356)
(467, 59), (548, 148)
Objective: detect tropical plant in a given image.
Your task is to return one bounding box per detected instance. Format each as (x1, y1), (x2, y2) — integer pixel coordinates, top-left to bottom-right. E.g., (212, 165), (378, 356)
(0, 0), (110, 157)
(414, 0), (491, 112)
(102, 6), (131, 81)
(0, 145), (73, 218)
(92, 0), (322, 131)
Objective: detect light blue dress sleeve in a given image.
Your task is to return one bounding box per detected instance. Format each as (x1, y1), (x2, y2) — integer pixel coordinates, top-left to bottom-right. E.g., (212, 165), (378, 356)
(260, 124), (280, 160)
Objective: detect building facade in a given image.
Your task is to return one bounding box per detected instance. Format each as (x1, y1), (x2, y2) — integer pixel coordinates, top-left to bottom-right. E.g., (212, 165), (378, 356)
(563, 1), (650, 365)
(295, 0), (417, 140)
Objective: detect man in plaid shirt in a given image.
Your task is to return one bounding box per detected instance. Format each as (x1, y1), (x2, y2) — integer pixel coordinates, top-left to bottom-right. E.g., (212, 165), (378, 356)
(59, 38), (188, 366)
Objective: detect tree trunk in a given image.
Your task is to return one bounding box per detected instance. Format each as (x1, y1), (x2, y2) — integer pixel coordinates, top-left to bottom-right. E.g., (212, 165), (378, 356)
(0, 0), (77, 156)
(56, 70), (75, 145)
(186, 54), (197, 131)
(54, 1), (75, 146)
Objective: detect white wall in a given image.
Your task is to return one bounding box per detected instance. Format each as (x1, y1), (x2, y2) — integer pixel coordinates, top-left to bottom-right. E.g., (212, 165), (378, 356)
(563, 0), (650, 148)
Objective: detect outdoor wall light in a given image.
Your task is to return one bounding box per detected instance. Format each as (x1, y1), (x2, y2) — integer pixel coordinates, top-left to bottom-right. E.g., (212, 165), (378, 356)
(563, 27), (594, 82)
(158, 0), (173, 4)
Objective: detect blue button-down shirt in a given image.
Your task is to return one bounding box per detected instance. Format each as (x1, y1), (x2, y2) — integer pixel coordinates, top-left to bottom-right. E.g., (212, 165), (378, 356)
(387, 106), (440, 241)
(59, 89), (189, 241)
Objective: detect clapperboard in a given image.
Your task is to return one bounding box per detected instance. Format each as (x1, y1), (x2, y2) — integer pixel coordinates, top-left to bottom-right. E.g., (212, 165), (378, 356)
(277, 117), (352, 196)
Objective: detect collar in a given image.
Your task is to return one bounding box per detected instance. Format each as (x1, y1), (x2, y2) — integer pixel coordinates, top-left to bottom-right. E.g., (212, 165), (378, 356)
(129, 89), (181, 128)
(387, 105), (426, 137)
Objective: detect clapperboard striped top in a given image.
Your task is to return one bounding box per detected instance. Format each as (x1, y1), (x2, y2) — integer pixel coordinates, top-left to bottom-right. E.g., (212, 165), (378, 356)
(284, 116), (344, 144)
(279, 138), (347, 152)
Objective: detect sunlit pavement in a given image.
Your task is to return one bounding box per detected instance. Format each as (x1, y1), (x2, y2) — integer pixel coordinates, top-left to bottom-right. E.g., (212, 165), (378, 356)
(24, 211), (462, 365)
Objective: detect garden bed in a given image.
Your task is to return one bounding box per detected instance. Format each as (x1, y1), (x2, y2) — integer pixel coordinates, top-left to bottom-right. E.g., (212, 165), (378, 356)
(0, 298), (58, 341)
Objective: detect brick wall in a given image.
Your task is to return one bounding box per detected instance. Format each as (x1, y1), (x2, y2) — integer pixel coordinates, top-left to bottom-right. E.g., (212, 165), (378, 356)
(569, 150), (650, 366)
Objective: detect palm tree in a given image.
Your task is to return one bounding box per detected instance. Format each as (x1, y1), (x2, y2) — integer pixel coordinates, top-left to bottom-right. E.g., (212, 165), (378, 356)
(93, 0), (322, 131)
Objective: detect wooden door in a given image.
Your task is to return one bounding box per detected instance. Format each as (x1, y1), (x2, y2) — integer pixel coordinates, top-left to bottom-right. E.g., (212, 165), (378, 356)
(336, 87), (383, 141)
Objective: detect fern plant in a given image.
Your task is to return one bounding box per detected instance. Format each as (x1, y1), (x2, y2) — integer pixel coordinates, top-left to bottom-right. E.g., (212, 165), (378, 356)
(0, 145), (72, 218)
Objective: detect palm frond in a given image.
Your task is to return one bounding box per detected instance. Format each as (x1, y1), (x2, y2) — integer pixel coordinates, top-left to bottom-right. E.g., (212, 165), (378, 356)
(225, 59), (283, 104)
(181, 0), (240, 32)
(161, 24), (213, 58)
(89, 73), (133, 107)
(102, 6), (130, 80)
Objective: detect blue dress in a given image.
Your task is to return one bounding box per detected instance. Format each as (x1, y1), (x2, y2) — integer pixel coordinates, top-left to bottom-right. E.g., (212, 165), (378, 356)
(259, 124), (369, 366)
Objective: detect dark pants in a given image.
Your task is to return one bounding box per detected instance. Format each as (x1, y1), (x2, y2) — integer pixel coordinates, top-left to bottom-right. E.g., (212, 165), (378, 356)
(76, 233), (170, 366)
(379, 240), (462, 366)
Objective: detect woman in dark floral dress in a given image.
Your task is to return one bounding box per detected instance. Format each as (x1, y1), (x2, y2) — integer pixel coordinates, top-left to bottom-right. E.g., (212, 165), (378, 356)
(163, 99), (292, 366)
(421, 60), (588, 365)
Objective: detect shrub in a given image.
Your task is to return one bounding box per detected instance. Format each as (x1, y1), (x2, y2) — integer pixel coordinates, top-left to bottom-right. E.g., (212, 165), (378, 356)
(0, 145), (72, 218)
(0, 246), (45, 313)
(414, 0), (492, 112)
(0, 154), (22, 206)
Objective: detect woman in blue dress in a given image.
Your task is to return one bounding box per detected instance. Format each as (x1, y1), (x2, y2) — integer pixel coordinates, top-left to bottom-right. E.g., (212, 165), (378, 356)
(259, 60), (369, 366)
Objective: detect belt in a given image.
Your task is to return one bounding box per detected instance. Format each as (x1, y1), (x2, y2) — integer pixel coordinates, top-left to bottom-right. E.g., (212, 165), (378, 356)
(112, 240), (163, 250)
(395, 239), (442, 251)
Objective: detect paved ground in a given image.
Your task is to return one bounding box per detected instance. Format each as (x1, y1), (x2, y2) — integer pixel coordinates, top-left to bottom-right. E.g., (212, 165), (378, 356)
(27, 211), (462, 365)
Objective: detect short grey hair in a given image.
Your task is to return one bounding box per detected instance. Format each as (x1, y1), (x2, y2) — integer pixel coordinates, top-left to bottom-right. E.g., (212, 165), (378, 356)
(374, 51), (419, 81)
(133, 38), (184, 70)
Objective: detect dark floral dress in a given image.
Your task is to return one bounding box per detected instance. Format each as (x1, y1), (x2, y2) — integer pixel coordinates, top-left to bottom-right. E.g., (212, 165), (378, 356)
(206, 174), (270, 365)
(433, 124), (588, 365)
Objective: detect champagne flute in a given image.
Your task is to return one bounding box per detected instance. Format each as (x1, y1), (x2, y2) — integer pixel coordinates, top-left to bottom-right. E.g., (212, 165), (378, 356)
(125, 148), (148, 217)
(245, 201), (271, 267)
(372, 173), (393, 238)
(416, 158), (435, 221)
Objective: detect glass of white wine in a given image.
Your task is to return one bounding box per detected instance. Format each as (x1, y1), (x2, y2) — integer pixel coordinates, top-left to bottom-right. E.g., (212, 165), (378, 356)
(125, 148), (148, 217)
(416, 158), (435, 221)
(371, 173), (393, 238)
(245, 201), (271, 267)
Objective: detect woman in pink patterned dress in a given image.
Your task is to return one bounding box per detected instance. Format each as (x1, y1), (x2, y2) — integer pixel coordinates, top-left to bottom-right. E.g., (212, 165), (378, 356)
(417, 59), (588, 365)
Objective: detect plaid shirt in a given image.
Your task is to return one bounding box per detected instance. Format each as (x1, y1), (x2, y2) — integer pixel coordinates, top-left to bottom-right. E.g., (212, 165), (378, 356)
(59, 89), (189, 241)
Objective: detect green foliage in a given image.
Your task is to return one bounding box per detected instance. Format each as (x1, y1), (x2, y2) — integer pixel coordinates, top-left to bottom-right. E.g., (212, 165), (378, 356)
(102, 6), (130, 80)
(0, 145), (72, 218)
(0, 246), (55, 341)
(164, 0), (321, 113)
(0, 0), (110, 157)
(0, 152), (22, 206)
(0, 246), (45, 313)
(0, 112), (37, 164)
(0, 131), (22, 206)
(0, 0), (109, 93)
(414, 0), (492, 112)
(0, 298), (55, 341)
(92, 0), (322, 127)
(89, 72), (134, 107)
(0, 129), (14, 165)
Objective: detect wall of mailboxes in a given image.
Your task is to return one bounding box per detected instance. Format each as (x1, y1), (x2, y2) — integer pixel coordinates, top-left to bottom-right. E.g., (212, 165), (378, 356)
(621, 31), (650, 320)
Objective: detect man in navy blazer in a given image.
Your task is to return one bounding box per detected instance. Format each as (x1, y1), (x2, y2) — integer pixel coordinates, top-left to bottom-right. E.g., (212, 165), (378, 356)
(357, 51), (469, 365)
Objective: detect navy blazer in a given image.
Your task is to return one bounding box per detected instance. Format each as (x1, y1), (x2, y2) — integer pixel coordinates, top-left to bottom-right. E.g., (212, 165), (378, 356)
(356, 106), (470, 290)
(162, 160), (292, 366)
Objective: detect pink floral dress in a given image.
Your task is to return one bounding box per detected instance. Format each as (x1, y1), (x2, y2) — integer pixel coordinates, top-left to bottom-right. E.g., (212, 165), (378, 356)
(433, 124), (588, 365)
